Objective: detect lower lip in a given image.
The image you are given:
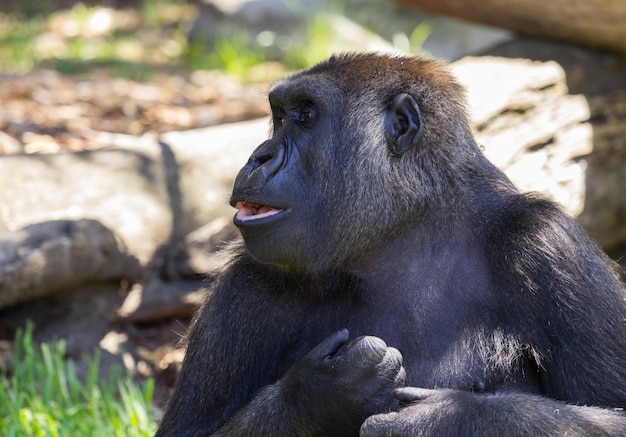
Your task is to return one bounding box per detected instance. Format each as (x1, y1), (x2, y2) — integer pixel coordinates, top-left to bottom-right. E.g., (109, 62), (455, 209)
(234, 208), (287, 226)
(236, 208), (282, 222)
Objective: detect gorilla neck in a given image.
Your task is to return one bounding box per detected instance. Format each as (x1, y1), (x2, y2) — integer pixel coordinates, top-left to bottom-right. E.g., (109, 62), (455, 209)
(352, 219), (471, 272)
(348, 186), (494, 289)
(265, 262), (362, 301)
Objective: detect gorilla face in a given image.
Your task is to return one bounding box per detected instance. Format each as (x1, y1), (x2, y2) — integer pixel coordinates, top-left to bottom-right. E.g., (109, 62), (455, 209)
(230, 67), (424, 274)
(230, 78), (333, 273)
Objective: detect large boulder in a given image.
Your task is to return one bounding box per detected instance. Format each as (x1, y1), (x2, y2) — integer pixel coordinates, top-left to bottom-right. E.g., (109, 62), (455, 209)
(0, 143), (172, 264)
(455, 57), (622, 246)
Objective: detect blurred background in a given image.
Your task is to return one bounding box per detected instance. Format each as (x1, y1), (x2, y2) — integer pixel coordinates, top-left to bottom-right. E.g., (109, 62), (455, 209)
(0, 0), (511, 153)
(0, 1), (624, 435)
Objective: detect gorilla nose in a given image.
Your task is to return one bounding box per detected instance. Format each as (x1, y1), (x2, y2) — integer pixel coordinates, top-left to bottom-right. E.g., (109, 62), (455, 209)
(247, 143), (286, 182)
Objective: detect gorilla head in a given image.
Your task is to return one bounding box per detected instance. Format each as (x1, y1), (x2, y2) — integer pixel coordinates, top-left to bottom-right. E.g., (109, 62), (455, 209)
(230, 54), (484, 274)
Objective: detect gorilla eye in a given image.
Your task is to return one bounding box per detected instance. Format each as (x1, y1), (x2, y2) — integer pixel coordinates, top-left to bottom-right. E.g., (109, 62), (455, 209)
(297, 105), (316, 125)
(273, 114), (287, 130)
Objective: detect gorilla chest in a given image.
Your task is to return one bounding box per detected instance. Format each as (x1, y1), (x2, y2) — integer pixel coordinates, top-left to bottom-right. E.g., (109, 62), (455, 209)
(267, 284), (533, 393)
(347, 305), (528, 391)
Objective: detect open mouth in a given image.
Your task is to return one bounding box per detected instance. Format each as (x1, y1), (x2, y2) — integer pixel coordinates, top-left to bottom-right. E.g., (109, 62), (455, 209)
(234, 201), (284, 222)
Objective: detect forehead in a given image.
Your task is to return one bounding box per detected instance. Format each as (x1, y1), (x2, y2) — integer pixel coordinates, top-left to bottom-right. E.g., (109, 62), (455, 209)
(269, 73), (342, 106)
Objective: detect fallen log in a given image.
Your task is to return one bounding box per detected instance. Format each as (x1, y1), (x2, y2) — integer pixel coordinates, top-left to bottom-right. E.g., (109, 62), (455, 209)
(395, 0), (626, 54)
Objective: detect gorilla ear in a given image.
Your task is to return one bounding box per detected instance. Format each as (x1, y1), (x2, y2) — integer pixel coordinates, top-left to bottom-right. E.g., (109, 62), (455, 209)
(385, 93), (424, 155)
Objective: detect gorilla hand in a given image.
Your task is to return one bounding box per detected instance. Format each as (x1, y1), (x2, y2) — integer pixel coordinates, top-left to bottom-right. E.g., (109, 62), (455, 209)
(361, 387), (626, 436)
(282, 329), (406, 433)
(360, 388), (464, 436)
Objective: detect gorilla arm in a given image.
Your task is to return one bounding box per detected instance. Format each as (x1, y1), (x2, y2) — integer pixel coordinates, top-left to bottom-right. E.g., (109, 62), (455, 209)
(361, 388), (626, 436)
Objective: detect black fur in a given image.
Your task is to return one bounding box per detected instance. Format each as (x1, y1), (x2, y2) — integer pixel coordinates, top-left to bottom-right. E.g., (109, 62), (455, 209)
(156, 53), (626, 436)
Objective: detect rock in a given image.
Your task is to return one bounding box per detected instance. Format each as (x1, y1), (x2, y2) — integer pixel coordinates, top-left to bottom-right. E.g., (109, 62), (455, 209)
(159, 118), (267, 234)
(0, 219), (141, 309)
(0, 143), (172, 265)
(116, 280), (209, 323)
(0, 119), (262, 286)
(458, 56), (625, 250)
(189, 0), (299, 46)
(477, 38), (626, 251)
(457, 57), (593, 217)
(0, 272), (191, 390)
(116, 218), (237, 323)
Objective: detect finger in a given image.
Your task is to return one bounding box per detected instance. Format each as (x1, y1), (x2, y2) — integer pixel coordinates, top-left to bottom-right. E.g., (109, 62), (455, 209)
(313, 329), (349, 360)
(379, 347), (405, 385)
(360, 412), (399, 436)
(348, 336), (388, 362)
(393, 366), (407, 387)
(393, 387), (436, 403)
(381, 346), (403, 370)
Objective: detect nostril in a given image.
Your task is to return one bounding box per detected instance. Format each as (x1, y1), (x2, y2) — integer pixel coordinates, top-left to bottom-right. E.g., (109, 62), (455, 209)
(247, 145), (285, 180)
(248, 153), (273, 176)
(256, 154), (273, 166)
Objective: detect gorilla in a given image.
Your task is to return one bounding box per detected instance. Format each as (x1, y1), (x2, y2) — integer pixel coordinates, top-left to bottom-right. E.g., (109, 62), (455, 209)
(156, 53), (626, 436)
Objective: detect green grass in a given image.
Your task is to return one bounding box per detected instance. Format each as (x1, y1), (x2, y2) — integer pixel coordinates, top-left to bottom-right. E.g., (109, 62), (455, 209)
(184, 27), (267, 80)
(283, 13), (337, 70)
(0, 323), (156, 437)
(0, 14), (42, 72)
(0, 2), (188, 79)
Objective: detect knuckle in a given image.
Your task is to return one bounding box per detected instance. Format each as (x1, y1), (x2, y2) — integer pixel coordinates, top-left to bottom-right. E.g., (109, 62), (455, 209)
(350, 336), (388, 361)
(375, 347), (403, 378)
(383, 347), (403, 368)
(395, 366), (407, 385)
(360, 412), (397, 435)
